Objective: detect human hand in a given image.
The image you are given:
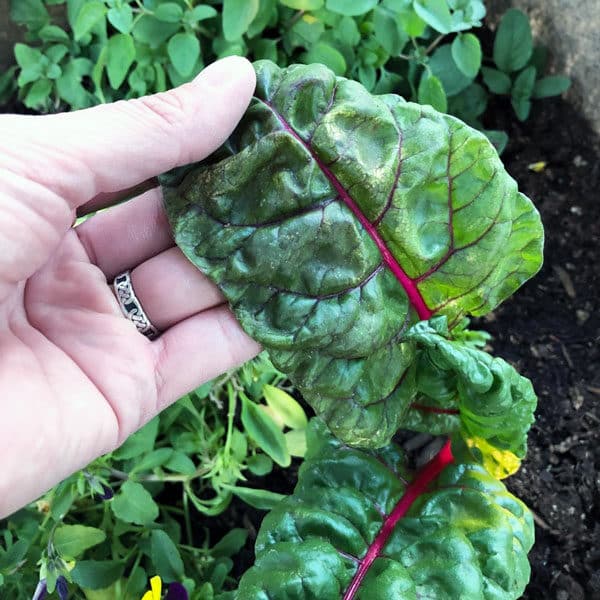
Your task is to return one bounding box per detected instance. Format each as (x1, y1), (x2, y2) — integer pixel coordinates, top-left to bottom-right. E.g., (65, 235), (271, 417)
(0, 56), (260, 518)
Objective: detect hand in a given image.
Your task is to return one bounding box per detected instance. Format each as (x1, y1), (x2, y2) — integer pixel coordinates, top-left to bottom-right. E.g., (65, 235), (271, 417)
(0, 57), (260, 518)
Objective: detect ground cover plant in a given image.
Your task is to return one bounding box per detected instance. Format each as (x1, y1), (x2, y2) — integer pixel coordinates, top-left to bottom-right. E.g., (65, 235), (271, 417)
(4, 0), (570, 153)
(0, 0), (572, 598)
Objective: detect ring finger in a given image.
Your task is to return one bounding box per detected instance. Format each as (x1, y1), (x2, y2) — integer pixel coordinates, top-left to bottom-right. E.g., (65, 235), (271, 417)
(128, 246), (225, 331)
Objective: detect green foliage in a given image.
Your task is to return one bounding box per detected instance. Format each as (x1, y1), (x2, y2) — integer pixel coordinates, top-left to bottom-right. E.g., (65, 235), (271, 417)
(163, 60), (542, 451)
(0, 355), (308, 598)
(5, 1), (569, 143)
(235, 419), (534, 600)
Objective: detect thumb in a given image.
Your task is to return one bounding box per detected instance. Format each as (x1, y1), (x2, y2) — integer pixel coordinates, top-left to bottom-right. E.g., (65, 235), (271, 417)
(0, 56), (256, 207)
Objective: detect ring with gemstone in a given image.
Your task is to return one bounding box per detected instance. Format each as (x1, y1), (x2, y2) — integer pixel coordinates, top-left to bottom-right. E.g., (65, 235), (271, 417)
(113, 270), (160, 340)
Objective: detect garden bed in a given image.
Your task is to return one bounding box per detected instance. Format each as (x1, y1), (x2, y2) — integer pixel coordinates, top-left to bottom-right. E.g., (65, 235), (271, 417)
(485, 95), (600, 599)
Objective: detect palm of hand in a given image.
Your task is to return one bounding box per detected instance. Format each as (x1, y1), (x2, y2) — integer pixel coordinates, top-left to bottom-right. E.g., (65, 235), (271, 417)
(0, 57), (259, 517)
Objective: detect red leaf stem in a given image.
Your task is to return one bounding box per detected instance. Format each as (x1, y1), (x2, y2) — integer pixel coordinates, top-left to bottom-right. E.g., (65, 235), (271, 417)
(342, 440), (455, 600)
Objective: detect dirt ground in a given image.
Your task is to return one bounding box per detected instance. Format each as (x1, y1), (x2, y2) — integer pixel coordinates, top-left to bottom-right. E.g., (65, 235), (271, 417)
(484, 96), (600, 599)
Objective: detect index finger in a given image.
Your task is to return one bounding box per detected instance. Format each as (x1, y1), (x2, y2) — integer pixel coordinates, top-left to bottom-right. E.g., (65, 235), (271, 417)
(0, 56), (256, 207)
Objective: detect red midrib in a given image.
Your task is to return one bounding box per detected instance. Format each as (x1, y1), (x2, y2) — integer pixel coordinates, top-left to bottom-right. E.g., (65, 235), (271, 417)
(410, 403), (460, 415)
(342, 440), (455, 600)
(259, 99), (433, 321)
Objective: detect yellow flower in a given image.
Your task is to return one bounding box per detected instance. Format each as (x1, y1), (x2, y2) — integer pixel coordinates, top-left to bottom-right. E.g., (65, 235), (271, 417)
(141, 576), (162, 600)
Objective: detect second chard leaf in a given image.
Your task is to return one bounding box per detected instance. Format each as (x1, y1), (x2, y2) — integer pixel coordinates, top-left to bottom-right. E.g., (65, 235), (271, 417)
(162, 61), (543, 451)
(234, 419), (534, 600)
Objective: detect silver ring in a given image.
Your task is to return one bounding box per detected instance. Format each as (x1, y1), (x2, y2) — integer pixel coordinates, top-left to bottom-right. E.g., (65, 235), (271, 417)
(113, 271), (160, 340)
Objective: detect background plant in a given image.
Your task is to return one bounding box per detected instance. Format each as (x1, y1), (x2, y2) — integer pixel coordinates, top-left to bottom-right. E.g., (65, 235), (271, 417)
(5, 0), (570, 153)
(0, 355), (308, 598)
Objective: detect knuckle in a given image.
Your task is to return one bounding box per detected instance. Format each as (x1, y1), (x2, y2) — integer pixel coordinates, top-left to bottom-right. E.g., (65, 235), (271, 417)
(136, 91), (189, 130)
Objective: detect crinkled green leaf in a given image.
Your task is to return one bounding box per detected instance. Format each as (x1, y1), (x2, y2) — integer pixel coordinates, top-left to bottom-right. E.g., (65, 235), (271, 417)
(234, 419), (534, 599)
(401, 317), (537, 458)
(163, 61), (542, 449)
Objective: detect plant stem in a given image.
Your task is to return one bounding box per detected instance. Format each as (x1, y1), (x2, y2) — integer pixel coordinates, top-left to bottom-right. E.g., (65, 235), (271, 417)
(425, 34), (445, 55)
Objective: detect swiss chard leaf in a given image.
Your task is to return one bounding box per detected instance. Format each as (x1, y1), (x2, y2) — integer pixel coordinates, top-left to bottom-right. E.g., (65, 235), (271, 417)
(163, 61), (542, 449)
(234, 419), (534, 599)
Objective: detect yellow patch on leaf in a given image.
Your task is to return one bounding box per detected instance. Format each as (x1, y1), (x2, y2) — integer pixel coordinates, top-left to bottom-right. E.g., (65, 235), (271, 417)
(466, 436), (521, 479)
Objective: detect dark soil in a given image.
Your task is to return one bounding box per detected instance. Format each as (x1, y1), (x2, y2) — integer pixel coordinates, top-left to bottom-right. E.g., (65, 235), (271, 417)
(481, 96), (600, 599)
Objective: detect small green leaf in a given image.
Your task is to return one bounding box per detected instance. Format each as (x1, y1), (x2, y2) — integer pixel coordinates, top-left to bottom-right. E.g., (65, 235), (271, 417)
(155, 3), (184, 23)
(493, 8), (533, 72)
(395, 4), (426, 37)
(373, 68), (402, 94)
(189, 5), (218, 22)
(428, 43), (473, 96)
(10, 0), (49, 29)
(106, 33), (136, 89)
(73, 1), (106, 41)
(46, 44), (69, 65)
(113, 418), (159, 460)
(484, 129), (509, 154)
(413, 0), (453, 34)
(325, 0), (377, 16)
(0, 540), (28, 571)
(285, 429), (307, 457)
(374, 6), (408, 57)
(358, 64), (377, 91)
(512, 65), (536, 101)
(481, 66), (511, 94)
(107, 5), (133, 34)
(280, 0), (324, 8)
(212, 529), (249, 558)
(223, 0), (260, 41)
(168, 32), (201, 77)
(111, 481), (159, 526)
(418, 73), (447, 112)
(14, 44), (43, 71)
(228, 486), (286, 510)
(71, 560), (124, 590)
(302, 42), (346, 75)
(131, 447), (173, 473)
(132, 16), (180, 47)
(533, 75), (571, 99)
(53, 525), (106, 559)
(24, 78), (52, 109)
(241, 395), (290, 467)
(451, 33), (481, 78)
(38, 25), (70, 43)
(263, 385), (308, 430)
(511, 98), (531, 122)
(335, 16), (361, 46)
(247, 454), (274, 476)
(150, 530), (184, 582)
(45, 63), (62, 80)
(165, 451), (196, 475)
